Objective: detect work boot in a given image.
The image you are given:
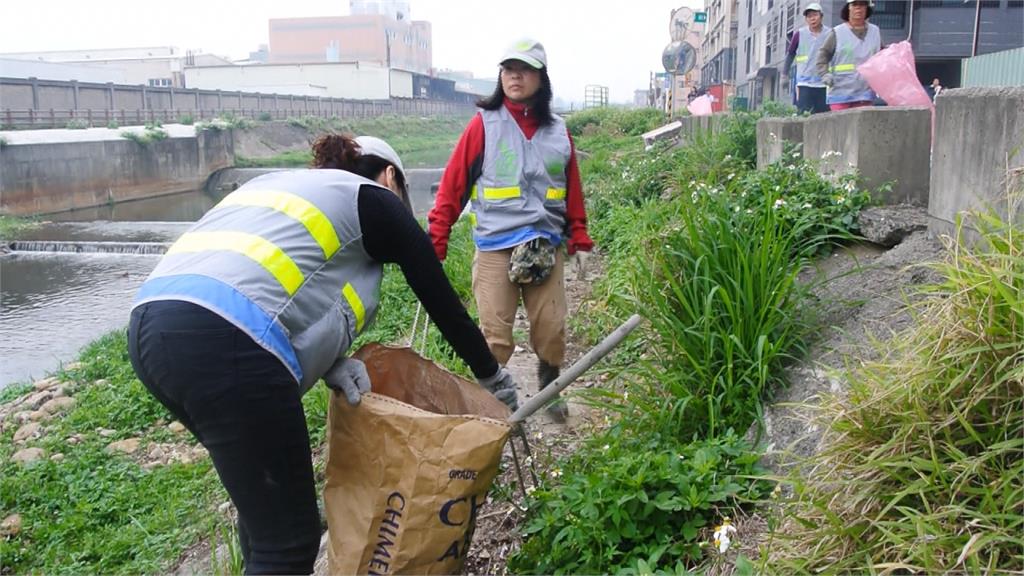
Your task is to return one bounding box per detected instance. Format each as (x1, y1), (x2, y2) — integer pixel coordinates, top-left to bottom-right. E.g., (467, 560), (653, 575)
(538, 360), (568, 422)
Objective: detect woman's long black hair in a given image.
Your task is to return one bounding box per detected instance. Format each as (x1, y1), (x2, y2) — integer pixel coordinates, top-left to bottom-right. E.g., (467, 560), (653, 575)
(476, 66), (555, 127)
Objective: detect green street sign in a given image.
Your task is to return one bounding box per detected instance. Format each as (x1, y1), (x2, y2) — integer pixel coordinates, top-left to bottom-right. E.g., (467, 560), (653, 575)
(695, 12), (708, 23)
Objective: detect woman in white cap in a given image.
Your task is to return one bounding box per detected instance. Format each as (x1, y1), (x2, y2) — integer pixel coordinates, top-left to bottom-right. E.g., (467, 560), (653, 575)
(784, 2), (831, 114)
(127, 133), (518, 574)
(815, 0), (881, 111)
(428, 38), (595, 423)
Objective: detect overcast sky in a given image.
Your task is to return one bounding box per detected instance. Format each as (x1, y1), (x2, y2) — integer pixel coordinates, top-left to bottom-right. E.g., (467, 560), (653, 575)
(0, 0), (703, 103)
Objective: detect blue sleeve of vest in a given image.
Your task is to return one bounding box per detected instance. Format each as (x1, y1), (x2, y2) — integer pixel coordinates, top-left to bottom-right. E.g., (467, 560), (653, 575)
(358, 185), (500, 379)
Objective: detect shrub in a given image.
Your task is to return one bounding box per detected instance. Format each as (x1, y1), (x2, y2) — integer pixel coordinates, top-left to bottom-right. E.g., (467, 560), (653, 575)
(178, 114), (194, 125)
(106, 120), (120, 129)
(65, 118), (89, 129)
(510, 431), (771, 574)
(257, 111), (273, 122)
(120, 125), (168, 146)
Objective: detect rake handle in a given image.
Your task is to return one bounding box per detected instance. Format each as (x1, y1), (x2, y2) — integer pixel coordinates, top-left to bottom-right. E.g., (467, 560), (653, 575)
(508, 314), (643, 423)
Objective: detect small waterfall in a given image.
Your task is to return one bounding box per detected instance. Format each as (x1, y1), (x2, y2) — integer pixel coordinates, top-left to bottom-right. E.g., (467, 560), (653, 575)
(7, 241), (169, 255)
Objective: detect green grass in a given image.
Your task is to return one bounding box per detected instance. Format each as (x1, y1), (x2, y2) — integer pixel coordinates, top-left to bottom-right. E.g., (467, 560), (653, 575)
(0, 332), (231, 574)
(0, 214), (38, 239)
(280, 115), (470, 168)
(769, 206), (1024, 573)
(235, 150), (313, 168)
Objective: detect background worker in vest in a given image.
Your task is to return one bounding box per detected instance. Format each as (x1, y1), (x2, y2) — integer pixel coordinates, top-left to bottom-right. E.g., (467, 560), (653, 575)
(784, 2), (832, 114)
(127, 134), (519, 575)
(428, 38), (594, 423)
(815, 0), (881, 111)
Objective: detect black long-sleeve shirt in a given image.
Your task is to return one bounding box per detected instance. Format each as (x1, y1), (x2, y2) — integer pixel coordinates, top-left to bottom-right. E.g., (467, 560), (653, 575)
(357, 184), (498, 379)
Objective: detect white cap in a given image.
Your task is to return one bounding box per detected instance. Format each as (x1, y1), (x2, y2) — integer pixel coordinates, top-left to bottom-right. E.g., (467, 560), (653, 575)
(354, 136), (405, 181)
(803, 2), (823, 14)
(500, 38), (547, 69)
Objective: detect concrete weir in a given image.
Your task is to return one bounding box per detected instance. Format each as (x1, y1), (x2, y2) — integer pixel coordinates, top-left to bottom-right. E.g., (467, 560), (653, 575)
(0, 125), (233, 216)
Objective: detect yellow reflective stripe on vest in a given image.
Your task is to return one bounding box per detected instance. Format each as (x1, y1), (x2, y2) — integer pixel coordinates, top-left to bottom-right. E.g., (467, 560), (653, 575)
(546, 187), (567, 200)
(832, 63), (856, 73)
(168, 231), (304, 296)
(216, 189), (341, 259)
(342, 283), (365, 332)
(795, 55), (808, 63)
(481, 186), (521, 199)
(470, 185), (478, 200)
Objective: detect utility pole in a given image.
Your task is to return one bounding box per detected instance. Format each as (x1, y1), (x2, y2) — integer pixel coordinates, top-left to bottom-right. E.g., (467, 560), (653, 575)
(971, 0), (982, 57)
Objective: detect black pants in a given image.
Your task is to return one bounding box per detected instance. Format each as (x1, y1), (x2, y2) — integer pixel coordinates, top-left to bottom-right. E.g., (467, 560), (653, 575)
(797, 85), (829, 114)
(128, 301), (320, 575)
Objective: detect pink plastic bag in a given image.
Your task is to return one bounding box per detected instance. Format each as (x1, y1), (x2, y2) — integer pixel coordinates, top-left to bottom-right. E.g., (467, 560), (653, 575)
(687, 94), (713, 116)
(857, 41), (932, 107)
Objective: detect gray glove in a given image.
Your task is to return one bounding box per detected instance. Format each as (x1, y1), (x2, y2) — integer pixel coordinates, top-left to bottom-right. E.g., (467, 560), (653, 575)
(324, 357), (372, 406)
(822, 73), (834, 88)
(477, 367), (519, 412)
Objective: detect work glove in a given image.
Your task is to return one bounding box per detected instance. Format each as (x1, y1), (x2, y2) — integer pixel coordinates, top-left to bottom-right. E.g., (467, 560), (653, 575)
(477, 367), (519, 412)
(324, 357), (372, 406)
(569, 250), (591, 281)
(822, 73), (834, 88)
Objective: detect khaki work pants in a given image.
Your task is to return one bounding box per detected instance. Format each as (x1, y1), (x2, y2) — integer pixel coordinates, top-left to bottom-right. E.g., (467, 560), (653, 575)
(472, 248), (566, 367)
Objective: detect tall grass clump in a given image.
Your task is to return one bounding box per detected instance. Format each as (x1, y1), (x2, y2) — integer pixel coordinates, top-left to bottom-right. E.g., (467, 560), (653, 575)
(770, 205), (1024, 572)
(630, 181), (826, 440)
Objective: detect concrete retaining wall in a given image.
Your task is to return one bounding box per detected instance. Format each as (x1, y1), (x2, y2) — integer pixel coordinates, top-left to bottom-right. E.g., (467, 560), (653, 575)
(0, 130), (233, 215)
(802, 107), (932, 206)
(677, 114), (728, 143)
(928, 87), (1024, 238)
(756, 117), (806, 168)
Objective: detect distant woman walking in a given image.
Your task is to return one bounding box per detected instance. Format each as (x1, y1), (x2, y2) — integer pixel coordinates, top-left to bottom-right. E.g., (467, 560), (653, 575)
(816, 0), (881, 111)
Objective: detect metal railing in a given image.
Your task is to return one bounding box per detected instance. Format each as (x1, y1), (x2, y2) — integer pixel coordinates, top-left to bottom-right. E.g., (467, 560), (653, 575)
(0, 76), (476, 130)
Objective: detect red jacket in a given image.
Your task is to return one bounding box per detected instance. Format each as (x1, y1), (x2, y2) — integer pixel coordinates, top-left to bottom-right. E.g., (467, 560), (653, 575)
(428, 98), (594, 260)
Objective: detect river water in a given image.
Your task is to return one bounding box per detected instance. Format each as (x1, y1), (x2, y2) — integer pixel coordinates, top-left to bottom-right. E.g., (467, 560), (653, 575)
(0, 168), (443, 389)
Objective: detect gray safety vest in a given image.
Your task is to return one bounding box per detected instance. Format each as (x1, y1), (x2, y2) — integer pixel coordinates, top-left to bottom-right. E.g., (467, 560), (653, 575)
(828, 22), (881, 104)
(469, 107), (571, 251)
(795, 25), (831, 87)
(133, 169), (383, 393)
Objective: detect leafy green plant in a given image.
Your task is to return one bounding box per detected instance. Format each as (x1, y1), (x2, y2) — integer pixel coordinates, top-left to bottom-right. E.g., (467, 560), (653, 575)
(257, 111), (273, 122)
(65, 118), (89, 129)
(178, 113), (195, 125)
(106, 119), (120, 129)
(510, 431), (771, 574)
(769, 205), (1024, 573)
(121, 125), (168, 146)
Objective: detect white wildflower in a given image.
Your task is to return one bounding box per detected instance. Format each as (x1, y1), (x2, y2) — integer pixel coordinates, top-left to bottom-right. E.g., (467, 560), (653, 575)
(550, 468), (562, 479)
(525, 486), (536, 495)
(724, 154), (732, 161)
(802, 202), (813, 209)
(602, 444), (610, 451)
(726, 172), (735, 180)
(786, 164), (796, 171)
(835, 195), (845, 204)
(734, 206), (740, 212)
(712, 518), (738, 554)
(745, 209), (753, 214)
(774, 198), (787, 209)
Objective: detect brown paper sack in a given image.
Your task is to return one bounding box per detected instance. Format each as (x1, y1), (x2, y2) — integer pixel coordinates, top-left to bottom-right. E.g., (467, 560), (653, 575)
(325, 343), (512, 575)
